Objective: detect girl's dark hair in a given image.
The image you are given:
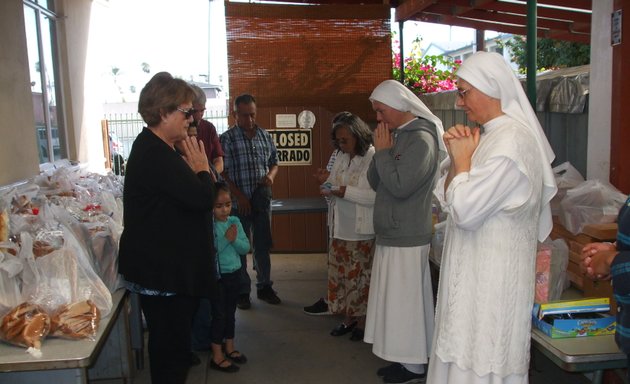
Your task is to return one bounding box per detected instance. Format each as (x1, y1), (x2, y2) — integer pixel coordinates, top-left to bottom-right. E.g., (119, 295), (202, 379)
(215, 181), (231, 195)
(330, 111), (373, 156)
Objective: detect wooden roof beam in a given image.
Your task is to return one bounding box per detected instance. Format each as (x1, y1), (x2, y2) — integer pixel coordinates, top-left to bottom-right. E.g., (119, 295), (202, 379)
(547, 29), (591, 43)
(477, 1), (591, 23)
(417, 12), (541, 35)
(395, 0), (437, 22)
(537, 0), (591, 12)
(416, 13), (589, 43)
(460, 9), (581, 33)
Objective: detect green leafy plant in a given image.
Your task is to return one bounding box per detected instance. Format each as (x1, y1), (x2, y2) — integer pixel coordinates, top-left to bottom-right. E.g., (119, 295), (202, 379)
(497, 35), (590, 74)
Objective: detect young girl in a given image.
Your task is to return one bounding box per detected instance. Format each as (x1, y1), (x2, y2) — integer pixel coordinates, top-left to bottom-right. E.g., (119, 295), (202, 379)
(209, 182), (251, 373)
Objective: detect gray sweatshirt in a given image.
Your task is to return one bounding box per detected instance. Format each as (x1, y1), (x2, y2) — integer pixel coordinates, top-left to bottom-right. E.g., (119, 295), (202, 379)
(367, 117), (438, 247)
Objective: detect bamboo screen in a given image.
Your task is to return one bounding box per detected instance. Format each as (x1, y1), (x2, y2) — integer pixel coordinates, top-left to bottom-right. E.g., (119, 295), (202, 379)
(225, 2), (392, 120)
(225, 2), (391, 252)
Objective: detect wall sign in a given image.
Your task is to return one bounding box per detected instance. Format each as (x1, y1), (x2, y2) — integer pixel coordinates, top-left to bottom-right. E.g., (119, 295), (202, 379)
(269, 129), (312, 166)
(275, 114), (296, 128)
(612, 9), (622, 46)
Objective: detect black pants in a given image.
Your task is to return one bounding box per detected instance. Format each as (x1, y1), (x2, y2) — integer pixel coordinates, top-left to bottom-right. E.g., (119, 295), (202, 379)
(140, 294), (199, 384)
(210, 271), (240, 344)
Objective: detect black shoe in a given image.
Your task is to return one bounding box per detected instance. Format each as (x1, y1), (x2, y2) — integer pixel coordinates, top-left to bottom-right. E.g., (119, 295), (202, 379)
(330, 321), (357, 336)
(303, 298), (331, 315)
(349, 327), (364, 341)
(225, 350), (248, 364)
(190, 352), (201, 366)
(236, 294), (251, 310)
(257, 286), (281, 305)
(209, 359), (240, 373)
(382, 364), (426, 383)
(377, 362), (402, 377)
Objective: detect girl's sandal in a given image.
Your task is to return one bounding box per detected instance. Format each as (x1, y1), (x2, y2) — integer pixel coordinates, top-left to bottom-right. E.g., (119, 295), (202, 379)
(226, 350), (248, 364)
(209, 359), (240, 373)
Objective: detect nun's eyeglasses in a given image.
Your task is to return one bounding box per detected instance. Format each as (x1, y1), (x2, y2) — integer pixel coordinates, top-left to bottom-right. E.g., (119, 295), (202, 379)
(456, 88), (472, 99)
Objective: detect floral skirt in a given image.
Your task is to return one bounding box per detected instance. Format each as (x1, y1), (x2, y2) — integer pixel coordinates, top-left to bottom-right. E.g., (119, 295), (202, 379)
(327, 238), (375, 317)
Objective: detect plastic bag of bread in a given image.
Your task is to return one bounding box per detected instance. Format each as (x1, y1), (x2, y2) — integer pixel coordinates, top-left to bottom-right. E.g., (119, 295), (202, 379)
(0, 302), (50, 357)
(0, 202), (9, 244)
(49, 204), (122, 293)
(0, 242), (50, 357)
(19, 225), (112, 320)
(84, 221), (122, 292)
(0, 245), (23, 315)
(49, 299), (100, 340)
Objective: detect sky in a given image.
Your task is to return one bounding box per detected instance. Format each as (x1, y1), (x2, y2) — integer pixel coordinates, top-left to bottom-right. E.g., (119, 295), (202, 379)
(93, 0), (226, 102)
(92, 1), (487, 103)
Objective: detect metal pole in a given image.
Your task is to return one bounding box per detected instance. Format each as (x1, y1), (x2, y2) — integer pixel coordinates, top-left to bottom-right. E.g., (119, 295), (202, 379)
(399, 20), (405, 83)
(476, 29), (485, 52)
(527, 0), (537, 108)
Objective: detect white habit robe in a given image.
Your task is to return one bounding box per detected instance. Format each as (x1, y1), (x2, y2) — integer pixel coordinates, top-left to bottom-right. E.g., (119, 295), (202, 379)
(428, 115), (544, 384)
(364, 243), (434, 364)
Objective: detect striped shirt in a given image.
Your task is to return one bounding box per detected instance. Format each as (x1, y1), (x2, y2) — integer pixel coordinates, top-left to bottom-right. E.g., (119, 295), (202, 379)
(220, 125), (278, 200)
(611, 194), (630, 353)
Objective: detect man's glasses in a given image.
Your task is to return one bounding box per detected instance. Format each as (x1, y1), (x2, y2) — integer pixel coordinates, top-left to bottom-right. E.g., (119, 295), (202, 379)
(177, 107), (195, 119)
(456, 88), (472, 99)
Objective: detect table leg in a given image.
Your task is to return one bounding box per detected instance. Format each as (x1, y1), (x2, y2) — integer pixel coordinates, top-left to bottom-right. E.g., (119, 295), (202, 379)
(591, 369), (603, 384)
(129, 292), (144, 370)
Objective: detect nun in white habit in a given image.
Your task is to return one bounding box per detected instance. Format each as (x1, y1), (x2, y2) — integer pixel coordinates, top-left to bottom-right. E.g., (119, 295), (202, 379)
(427, 52), (557, 384)
(364, 80), (445, 383)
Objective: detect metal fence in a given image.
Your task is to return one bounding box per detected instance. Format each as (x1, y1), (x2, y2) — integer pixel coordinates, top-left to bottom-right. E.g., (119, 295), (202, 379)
(104, 109), (230, 160)
(423, 90), (589, 177)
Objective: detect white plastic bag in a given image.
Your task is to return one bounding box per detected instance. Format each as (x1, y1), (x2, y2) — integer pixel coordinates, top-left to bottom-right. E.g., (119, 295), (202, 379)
(559, 180), (626, 234)
(21, 227), (112, 316)
(551, 162), (584, 216)
(0, 244), (23, 316)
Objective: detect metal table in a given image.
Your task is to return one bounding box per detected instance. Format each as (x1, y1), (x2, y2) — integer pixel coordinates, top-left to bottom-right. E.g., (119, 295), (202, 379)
(0, 289), (132, 384)
(531, 328), (626, 383)
(271, 197), (327, 214)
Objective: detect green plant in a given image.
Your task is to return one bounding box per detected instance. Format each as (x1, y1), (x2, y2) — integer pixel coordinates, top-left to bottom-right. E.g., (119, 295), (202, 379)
(498, 35), (590, 74)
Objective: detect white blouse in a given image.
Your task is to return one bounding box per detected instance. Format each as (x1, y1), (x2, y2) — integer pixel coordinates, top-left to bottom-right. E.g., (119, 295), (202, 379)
(327, 147), (376, 241)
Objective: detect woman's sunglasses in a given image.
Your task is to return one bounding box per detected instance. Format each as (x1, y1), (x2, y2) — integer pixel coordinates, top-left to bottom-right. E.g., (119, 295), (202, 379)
(177, 107), (196, 119)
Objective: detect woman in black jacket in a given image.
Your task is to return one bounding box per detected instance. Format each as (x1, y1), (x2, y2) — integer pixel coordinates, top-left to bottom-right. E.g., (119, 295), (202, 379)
(118, 72), (216, 384)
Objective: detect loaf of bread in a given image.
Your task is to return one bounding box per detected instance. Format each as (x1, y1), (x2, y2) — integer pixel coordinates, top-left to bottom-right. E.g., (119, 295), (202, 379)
(32, 240), (59, 257)
(0, 302), (51, 349)
(50, 300), (100, 339)
(0, 209), (8, 243)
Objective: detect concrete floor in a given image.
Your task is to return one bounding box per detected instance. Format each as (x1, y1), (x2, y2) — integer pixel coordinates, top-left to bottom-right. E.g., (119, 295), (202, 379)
(121, 253), (596, 384)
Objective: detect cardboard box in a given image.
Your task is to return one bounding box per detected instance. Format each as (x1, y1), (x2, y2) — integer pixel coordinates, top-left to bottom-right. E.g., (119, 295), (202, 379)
(581, 223), (618, 240)
(549, 220), (618, 310)
(532, 297), (616, 338)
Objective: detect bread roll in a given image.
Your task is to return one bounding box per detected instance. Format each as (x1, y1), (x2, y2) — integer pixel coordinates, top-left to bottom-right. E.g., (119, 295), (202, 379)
(50, 300), (100, 339)
(0, 209), (8, 243)
(0, 302), (51, 349)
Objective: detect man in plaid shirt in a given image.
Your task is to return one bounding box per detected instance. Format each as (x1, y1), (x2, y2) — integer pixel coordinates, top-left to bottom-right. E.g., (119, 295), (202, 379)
(220, 94), (280, 309)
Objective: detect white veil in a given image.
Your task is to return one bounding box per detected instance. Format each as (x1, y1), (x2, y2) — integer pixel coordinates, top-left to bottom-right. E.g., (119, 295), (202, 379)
(370, 79), (446, 153)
